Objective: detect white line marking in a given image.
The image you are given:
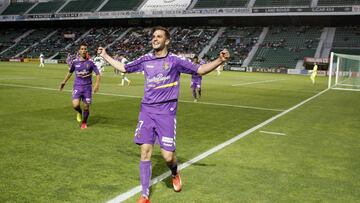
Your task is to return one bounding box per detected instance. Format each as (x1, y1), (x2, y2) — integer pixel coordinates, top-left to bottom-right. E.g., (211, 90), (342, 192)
(0, 83), (283, 112)
(332, 87), (360, 92)
(106, 88), (329, 203)
(179, 100), (284, 112)
(259, 130), (286, 136)
(0, 77), (38, 80)
(232, 79), (287, 86)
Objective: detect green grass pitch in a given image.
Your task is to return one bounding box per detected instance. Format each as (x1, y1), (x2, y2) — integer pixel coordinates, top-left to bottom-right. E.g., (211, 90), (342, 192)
(0, 62), (359, 202)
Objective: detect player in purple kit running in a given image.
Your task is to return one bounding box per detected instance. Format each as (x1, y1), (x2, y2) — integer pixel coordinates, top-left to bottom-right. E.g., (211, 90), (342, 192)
(190, 55), (205, 102)
(98, 26), (229, 203)
(59, 42), (101, 129)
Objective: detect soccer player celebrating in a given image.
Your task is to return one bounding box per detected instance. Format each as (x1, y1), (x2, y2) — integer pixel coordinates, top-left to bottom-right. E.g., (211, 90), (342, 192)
(191, 56), (205, 102)
(98, 26), (229, 203)
(59, 42), (101, 129)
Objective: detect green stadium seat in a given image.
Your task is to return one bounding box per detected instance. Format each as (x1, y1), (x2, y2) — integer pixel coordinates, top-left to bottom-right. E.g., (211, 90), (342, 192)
(2, 2), (35, 15)
(100, 0), (143, 11)
(60, 0), (104, 13)
(249, 26), (321, 68)
(28, 1), (65, 14)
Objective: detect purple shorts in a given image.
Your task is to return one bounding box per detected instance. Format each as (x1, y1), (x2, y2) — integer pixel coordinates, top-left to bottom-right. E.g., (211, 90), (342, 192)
(191, 81), (201, 89)
(72, 85), (92, 104)
(134, 111), (177, 152)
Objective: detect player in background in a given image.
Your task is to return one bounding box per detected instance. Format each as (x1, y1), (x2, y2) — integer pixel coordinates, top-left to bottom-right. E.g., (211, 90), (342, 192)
(190, 56), (205, 102)
(113, 54), (120, 76)
(310, 62), (318, 84)
(216, 63), (224, 76)
(118, 54), (131, 86)
(98, 26), (230, 203)
(59, 42), (101, 129)
(39, 53), (45, 68)
(93, 48), (106, 75)
(66, 53), (72, 66)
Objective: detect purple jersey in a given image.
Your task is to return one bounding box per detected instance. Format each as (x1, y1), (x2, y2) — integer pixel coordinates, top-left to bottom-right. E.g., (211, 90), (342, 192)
(191, 74), (202, 89)
(191, 74), (202, 83)
(69, 59), (99, 86)
(125, 52), (200, 114)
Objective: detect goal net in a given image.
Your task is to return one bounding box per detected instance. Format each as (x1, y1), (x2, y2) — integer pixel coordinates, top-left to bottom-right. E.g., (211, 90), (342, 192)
(328, 52), (360, 91)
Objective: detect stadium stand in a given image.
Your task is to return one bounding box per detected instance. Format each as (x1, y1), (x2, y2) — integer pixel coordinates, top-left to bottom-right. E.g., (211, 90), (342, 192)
(254, 0), (311, 7)
(317, 0), (360, 6)
(100, 0), (144, 11)
(19, 27), (88, 59)
(207, 27), (262, 63)
(249, 26), (322, 68)
(2, 25), (360, 68)
(1, 2), (34, 15)
(107, 27), (152, 60)
(60, 0), (104, 13)
(0, 28), (28, 54)
(28, 1), (65, 14)
(331, 26), (360, 55)
(193, 0), (249, 8)
(58, 27), (127, 59)
(171, 27), (218, 56)
(1, 28), (54, 58)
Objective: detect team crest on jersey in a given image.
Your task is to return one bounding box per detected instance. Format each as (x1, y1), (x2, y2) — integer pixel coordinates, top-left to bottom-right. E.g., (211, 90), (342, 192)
(86, 63), (90, 68)
(163, 62), (170, 70)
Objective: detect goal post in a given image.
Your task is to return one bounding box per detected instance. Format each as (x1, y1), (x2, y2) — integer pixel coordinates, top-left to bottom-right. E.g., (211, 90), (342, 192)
(328, 52), (360, 91)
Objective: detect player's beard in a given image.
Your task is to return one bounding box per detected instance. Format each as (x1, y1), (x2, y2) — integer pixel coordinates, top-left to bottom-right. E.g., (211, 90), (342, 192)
(152, 42), (166, 52)
(80, 53), (87, 60)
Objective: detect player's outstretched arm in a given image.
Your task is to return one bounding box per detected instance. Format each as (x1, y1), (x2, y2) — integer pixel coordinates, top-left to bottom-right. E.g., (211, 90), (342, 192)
(59, 72), (72, 91)
(93, 74), (100, 93)
(197, 49), (230, 75)
(98, 47), (126, 73)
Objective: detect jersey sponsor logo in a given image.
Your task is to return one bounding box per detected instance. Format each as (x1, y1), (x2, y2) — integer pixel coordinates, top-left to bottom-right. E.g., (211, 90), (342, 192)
(147, 73), (170, 84)
(76, 70), (91, 78)
(146, 65), (154, 68)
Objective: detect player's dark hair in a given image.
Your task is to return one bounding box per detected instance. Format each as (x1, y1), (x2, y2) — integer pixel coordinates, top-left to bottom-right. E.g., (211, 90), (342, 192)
(80, 42), (88, 47)
(152, 26), (170, 40)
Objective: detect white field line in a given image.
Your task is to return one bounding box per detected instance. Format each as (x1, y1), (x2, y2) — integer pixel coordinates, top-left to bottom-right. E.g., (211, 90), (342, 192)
(232, 79), (287, 86)
(332, 87), (360, 92)
(0, 77), (38, 80)
(0, 83), (283, 112)
(259, 130), (286, 136)
(178, 100), (283, 112)
(106, 88), (329, 203)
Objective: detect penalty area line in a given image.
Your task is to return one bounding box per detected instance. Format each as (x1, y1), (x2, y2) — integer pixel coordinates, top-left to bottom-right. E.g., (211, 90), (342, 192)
(106, 88), (329, 203)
